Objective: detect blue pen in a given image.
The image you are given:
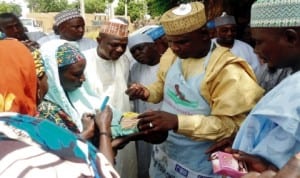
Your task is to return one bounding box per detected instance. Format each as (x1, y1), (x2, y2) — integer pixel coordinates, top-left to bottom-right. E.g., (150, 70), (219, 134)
(100, 96), (110, 111)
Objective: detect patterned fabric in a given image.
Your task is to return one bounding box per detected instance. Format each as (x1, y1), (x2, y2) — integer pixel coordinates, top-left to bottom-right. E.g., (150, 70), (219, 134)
(33, 49), (45, 78)
(214, 12), (236, 27)
(0, 112), (102, 178)
(38, 99), (80, 134)
(54, 9), (82, 27)
(100, 19), (129, 38)
(251, 0), (300, 27)
(56, 43), (86, 68)
(160, 2), (206, 35)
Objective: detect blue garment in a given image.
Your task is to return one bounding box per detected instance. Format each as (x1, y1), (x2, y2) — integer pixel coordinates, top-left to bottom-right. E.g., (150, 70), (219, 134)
(0, 113), (101, 178)
(233, 71), (300, 168)
(150, 55), (220, 177)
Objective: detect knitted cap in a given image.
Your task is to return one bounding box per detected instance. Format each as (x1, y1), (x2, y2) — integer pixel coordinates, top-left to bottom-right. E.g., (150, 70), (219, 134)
(128, 33), (154, 49)
(100, 18), (129, 37)
(54, 9), (82, 27)
(251, 0), (300, 28)
(160, 1), (206, 35)
(215, 12), (236, 27)
(144, 26), (165, 40)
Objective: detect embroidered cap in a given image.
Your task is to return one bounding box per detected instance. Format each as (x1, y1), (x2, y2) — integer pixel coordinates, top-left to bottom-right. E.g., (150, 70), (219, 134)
(128, 33), (154, 49)
(100, 18), (129, 37)
(251, 0), (300, 28)
(215, 12), (236, 27)
(54, 9), (82, 27)
(56, 43), (86, 68)
(160, 1), (206, 35)
(144, 26), (165, 41)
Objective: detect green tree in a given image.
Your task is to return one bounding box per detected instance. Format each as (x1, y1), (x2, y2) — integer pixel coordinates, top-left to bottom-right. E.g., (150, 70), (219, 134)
(0, 2), (22, 16)
(26, 0), (68, 12)
(84, 0), (106, 13)
(115, 0), (144, 22)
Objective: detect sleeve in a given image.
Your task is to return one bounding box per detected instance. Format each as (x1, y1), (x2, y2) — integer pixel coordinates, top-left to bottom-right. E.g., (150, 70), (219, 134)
(177, 63), (264, 141)
(146, 48), (176, 104)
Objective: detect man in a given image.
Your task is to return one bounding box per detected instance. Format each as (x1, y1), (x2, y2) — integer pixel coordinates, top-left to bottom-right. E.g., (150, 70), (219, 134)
(128, 32), (162, 178)
(84, 19), (130, 112)
(83, 19), (136, 178)
(126, 2), (264, 177)
(213, 12), (261, 75)
(144, 25), (168, 56)
(0, 13), (42, 48)
(225, 0), (300, 173)
(256, 63), (291, 92)
(39, 9), (96, 51)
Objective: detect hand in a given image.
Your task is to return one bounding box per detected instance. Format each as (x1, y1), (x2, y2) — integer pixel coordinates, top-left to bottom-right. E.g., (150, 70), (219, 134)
(205, 135), (235, 155)
(125, 83), (150, 100)
(111, 132), (144, 156)
(242, 152), (300, 178)
(225, 148), (278, 173)
(95, 106), (113, 133)
(81, 113), (95, 139)
(137, 111), (178, 134)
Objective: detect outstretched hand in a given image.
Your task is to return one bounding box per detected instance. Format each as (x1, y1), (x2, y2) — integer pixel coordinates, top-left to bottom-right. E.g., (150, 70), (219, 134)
(242, 152), (300, 178)
(225, 148), (278, 173)
(125, 83), (150, 100)
(205, 135), (235, 155)
(137, 111), (178, 134)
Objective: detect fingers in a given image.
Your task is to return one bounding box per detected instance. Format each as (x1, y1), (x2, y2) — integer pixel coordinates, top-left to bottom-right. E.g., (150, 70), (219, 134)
(242, 172), (262, 178)
(242, 171), (276, 178)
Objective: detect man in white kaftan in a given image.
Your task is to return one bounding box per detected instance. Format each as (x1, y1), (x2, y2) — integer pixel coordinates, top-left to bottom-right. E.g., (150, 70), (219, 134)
(83, 19), (136, 178)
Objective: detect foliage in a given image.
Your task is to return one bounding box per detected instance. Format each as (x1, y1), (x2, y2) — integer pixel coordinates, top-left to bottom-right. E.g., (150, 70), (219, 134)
(26, 0), (68, 12)
(0, 2), (22, 16)
(84, 0), (106, 13)
(146, 0), (192, 17)
(115, 0), (145, 22)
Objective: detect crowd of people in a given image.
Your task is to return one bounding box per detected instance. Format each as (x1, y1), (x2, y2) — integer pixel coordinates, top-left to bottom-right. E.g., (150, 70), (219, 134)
(1, 0), (300, 177)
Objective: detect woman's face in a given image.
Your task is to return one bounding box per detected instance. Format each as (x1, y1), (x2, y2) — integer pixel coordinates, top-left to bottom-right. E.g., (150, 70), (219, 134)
(59, 60), (86, 92)
(37, 73), (48, 104)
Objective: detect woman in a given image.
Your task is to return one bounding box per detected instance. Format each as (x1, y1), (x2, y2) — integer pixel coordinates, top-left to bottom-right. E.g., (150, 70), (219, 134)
(0, 38), (119, 177)
(39, 40), (142, 138)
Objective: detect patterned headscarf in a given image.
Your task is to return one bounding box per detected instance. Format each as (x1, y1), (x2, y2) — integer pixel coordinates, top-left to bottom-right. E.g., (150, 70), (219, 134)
(56, 43), (86, 68)
(33, 49), (45, 78)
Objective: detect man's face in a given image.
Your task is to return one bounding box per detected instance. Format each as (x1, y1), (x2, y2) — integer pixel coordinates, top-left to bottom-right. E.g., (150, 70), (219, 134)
(216, 24), (237, 46)
(251, 28), (292, 69)
(59, 17), (85, 41)
(130, 43), (160, 66)
(0, 17), (26, 40)
(166, 27), (210, 59)
(97, 34), (128, 60)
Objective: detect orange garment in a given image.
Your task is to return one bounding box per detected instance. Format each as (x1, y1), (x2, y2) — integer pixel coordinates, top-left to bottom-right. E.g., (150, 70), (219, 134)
(0, 39), (37, 115)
